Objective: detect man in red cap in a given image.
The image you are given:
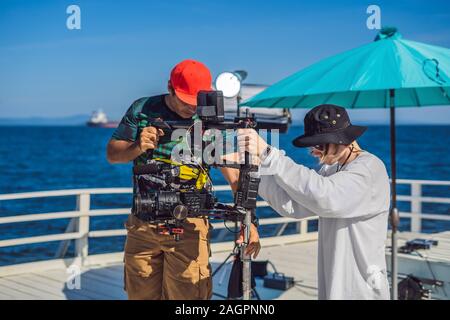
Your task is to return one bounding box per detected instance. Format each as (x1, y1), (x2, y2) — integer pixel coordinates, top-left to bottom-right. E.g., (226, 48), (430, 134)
(106, 59), (260, 300)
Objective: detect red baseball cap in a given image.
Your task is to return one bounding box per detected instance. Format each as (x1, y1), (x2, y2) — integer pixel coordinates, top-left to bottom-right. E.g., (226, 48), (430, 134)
(169, 59), (212, 106)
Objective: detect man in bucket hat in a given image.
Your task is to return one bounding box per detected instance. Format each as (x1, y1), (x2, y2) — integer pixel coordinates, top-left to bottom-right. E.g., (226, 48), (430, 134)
(107, 59), (260, 300)
(236, 104), (391, 300)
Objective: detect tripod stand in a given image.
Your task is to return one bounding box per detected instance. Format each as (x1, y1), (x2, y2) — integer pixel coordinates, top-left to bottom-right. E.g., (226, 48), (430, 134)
(211, 240), (261, 300)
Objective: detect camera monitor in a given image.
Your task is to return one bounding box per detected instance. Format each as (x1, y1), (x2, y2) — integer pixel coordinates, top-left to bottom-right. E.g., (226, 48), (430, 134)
(197, 90), (225, 123)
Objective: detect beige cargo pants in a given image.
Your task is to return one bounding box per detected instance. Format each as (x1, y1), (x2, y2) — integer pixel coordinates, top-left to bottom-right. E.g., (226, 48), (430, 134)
(123, 214), (212, 300)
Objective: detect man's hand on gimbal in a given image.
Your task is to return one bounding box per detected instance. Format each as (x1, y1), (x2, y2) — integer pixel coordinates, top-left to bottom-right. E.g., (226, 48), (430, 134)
(236, 223), (261, 259)
(237, 128), (268, 165)
(139, 126), (165, 153)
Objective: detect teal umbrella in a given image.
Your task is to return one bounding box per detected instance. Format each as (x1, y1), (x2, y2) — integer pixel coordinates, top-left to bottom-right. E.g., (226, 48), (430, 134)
(242, 27), (450, 299)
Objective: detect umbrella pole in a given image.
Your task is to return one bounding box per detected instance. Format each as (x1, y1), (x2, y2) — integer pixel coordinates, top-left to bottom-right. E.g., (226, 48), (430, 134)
(389, 89), (399, 300)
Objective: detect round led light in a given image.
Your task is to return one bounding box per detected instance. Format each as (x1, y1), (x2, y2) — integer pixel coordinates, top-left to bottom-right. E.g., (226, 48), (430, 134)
(214, 72), (242, 98)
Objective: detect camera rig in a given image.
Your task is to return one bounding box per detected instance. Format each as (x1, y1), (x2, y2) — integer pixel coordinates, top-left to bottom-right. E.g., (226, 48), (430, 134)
(132, 90), (260, 241)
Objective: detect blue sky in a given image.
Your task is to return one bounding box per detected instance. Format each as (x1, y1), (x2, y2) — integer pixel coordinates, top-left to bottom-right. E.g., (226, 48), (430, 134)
(1, 0), (450, 124)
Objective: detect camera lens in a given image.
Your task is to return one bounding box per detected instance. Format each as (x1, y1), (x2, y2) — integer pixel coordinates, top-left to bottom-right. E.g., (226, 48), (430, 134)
(133, 194), (142, 212)
(133, 193), (156, 214)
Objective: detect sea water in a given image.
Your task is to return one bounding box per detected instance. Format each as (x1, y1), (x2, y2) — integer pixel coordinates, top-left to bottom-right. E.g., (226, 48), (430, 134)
(0, 125), (448, 265)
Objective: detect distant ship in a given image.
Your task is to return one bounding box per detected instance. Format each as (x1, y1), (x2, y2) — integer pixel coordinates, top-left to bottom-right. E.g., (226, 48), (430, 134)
(86, 109), (119, 128)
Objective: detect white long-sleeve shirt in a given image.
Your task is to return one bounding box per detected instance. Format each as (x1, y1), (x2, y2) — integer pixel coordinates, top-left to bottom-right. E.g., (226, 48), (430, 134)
(258, 148), (391, 300)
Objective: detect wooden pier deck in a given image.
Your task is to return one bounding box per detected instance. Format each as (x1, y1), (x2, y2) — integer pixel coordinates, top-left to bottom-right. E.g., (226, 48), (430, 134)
(0, 240), (319, 300)
(1, 181), (448, 300)
(1, 231), (449, 300)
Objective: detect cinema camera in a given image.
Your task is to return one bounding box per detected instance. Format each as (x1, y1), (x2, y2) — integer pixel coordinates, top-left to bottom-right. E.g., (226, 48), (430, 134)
(132, 91), (261, 240)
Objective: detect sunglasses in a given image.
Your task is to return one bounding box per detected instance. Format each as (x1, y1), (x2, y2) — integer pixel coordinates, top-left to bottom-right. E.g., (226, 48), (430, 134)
(313, 144), (327, 151)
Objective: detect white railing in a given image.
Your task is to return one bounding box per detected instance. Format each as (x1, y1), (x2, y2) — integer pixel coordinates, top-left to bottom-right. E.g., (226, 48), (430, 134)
(0, 179), (449, 267)
(395, 179), (450, 232)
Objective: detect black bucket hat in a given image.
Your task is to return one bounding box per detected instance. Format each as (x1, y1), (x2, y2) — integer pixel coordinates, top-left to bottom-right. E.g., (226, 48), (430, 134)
(293, 104), (367, 148)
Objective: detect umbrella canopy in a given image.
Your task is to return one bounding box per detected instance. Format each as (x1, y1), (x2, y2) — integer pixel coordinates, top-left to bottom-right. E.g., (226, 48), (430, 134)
(243, 27), (450, 109)
(241, 27), (450, 300)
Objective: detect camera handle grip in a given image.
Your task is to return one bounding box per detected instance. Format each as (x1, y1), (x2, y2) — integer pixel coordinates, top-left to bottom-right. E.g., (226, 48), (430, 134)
(244, 150), (250, 166)
(137, 113), (160, 161)
(132, 162), (161, 175)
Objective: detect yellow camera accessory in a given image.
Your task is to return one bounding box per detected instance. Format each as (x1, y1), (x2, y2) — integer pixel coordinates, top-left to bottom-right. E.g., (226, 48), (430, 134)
(153, 158), (209, 190)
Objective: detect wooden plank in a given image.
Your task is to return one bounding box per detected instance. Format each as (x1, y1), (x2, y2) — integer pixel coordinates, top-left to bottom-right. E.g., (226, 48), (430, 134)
(103, 265), (124, 274)
(35, 270), (121, 300)
(80, 270), (123, 289)
(87, 267), (124, 282)
(90, 264), (124, 275)
(0, 283), (37, 300)
(2, 275), (65, 300)
(27, 272), (66, 288)
(70, 279), (125, 300)
(0, 289), (16, 299)
(86, 252), (124, 267)
(1, 275), (64, 299)
(0, 278), (60, 299)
